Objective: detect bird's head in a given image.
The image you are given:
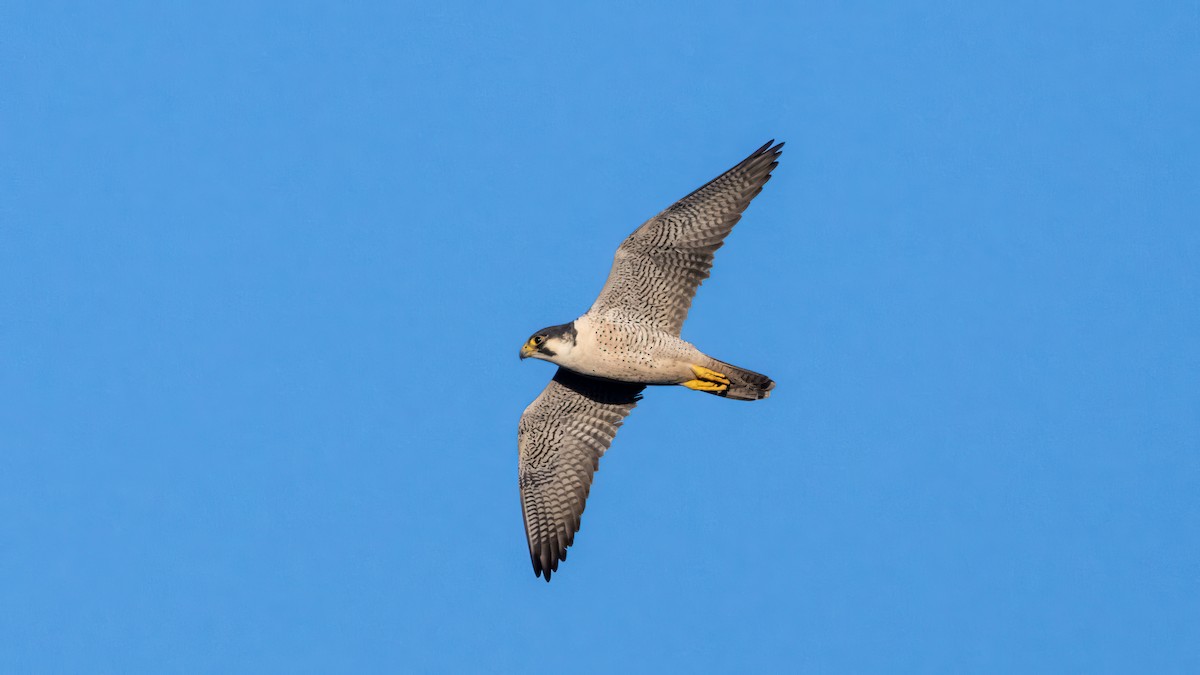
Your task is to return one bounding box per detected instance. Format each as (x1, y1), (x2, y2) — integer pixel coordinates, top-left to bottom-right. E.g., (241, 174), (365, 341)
(519, 322), (577, 363)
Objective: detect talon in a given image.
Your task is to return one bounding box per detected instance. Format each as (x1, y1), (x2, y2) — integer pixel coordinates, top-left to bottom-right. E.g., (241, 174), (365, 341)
(681, 379), (729, 392)
(689, 365), (730, 385)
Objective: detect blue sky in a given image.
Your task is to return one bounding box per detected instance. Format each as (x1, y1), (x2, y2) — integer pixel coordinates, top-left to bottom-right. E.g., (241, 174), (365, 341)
(2, 1), (1197, 672)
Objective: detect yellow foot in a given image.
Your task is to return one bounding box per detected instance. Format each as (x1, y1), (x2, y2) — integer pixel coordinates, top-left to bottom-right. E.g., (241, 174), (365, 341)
(690, 364), (730, 385)
(682, 379), (728, 392)
(681, 364), (730, 392)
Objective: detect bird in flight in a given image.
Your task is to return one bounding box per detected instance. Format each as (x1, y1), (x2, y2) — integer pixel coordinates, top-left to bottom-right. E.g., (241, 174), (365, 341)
(517, 140), (783, 581)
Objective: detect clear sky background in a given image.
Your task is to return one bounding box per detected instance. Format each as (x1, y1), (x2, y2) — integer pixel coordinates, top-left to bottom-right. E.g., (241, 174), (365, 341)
(2, 2), (1197, 672)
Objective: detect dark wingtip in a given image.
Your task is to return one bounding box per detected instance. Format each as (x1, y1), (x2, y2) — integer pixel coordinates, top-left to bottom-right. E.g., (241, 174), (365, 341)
(757, 139), (784, 153)
(532, 548), (558, 582)
(743, 139), (784, 169)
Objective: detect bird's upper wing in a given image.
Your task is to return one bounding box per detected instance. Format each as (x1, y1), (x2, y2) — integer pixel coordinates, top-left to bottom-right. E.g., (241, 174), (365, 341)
(518, 367), (644, 581)
(587, 140), (784, 335)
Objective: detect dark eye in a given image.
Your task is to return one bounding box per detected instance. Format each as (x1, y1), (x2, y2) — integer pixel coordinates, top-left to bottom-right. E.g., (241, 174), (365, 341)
(533, 335), (545, 346)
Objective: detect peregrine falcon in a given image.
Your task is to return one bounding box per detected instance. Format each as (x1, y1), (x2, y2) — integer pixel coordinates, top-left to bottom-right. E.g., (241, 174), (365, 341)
(518, 140), (783, 581)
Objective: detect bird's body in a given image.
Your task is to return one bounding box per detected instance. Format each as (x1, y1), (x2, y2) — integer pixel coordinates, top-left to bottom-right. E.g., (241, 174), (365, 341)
(517, 140), (784, 580)
(545, 313), (703, 385)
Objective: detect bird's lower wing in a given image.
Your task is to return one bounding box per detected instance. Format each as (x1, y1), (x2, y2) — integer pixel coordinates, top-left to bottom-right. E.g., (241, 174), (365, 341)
(518, 368), (644, 581)
(588, 141), (783, 335)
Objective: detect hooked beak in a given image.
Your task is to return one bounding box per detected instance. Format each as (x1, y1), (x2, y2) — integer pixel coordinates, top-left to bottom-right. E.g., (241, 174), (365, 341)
(520, 344), (535, 360)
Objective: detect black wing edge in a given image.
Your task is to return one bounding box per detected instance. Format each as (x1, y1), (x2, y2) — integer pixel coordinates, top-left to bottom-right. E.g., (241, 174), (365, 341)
(670, 139), (785, 208)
